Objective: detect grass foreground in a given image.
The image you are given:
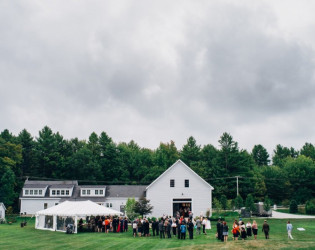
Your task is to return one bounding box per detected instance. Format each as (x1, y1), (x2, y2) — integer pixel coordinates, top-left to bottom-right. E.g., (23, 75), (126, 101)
(1, 217), (315, 249)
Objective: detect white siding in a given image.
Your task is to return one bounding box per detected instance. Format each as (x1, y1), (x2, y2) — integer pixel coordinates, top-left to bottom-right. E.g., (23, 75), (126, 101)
(105, 197), (141, 214)
(0, 205), (5, 219)
(146, 161), (212, 218)
(20, 198), (60, 215)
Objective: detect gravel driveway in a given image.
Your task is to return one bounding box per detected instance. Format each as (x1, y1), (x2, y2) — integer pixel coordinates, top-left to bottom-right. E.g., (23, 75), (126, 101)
(271, 210), (315, 219)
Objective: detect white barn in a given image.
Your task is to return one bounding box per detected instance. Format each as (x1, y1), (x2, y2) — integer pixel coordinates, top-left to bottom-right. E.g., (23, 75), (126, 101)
(146, 160), (214, 218)
(20, 160), (214, 217)
(0, 203), (6, 221)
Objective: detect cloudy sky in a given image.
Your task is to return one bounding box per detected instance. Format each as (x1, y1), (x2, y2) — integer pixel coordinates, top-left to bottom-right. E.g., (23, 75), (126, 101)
(1, 0), (315, 155)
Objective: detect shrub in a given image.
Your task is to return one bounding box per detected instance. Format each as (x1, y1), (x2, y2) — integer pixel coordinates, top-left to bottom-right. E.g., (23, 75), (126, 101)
(289, 200), (298, 214)
(305, 199), (315, 215)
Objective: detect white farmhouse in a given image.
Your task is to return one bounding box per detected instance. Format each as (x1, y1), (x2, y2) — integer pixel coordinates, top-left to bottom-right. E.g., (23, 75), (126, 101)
(146, 160), (214, 218)
(0, 202), (6, 221)
(20, 159), (213, 217)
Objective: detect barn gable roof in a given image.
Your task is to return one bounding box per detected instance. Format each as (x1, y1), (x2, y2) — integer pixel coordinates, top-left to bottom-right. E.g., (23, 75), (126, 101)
(146, 159), (214, 190)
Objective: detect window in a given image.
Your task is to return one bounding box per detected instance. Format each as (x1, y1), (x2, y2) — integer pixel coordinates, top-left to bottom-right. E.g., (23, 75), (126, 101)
(87, 190), (90, 195)
(185, 179), (189, 188)
(25, 190), (29, 195)
(30, 190), (33, 195)
(55, 203), (59, 206)
(61, 190), (65, 195)
(34, 190), (38, 195)
(106, 203), (112, 208)
(100, 190), (103, 195)
(57, 190), (60, 195)
(39, 190), (42, 195)
(44, 203), (48, 209)
(82, 190), (86, 195)
(66, 190), (69, 195)
(170, 179), (175, 187)
(52, 190), (56, 195)
(120, 205), (125, 213)
(95, 190), (98, 195)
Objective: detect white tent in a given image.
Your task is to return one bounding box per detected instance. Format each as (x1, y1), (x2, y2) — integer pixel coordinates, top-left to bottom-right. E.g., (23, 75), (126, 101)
(35, 200), (122, 233)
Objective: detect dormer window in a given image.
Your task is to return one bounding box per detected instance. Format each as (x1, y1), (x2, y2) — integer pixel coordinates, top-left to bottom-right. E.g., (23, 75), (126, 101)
(50, 189), (72, 197)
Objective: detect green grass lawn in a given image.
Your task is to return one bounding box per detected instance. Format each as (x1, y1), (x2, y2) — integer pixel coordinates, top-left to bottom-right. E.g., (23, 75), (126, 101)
(1, 217), (315, 249)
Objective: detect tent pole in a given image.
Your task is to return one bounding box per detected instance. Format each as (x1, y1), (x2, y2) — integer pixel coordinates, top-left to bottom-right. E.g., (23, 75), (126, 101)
(75, 216), (78, 234)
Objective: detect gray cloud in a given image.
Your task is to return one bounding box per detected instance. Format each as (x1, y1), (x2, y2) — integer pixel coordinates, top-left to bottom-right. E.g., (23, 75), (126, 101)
(1, 1), (315, 154)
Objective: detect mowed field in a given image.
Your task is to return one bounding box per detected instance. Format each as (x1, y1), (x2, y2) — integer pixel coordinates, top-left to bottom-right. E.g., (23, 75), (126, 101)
(0, 217), (315, 249)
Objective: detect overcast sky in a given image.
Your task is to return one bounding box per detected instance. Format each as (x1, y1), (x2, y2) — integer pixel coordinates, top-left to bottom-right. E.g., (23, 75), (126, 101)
(1, 0), (315, 156)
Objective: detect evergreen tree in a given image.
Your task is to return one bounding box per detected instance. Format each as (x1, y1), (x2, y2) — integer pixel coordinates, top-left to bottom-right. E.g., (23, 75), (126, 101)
(220, 195), (228, 210)
(245, 194), (256, 213)
(134, 196), (153, 217)
(0, 167), (16, 206)
(180, 136), (201, 167)
(234, 195), (243, 209)
(289, 200), (298, 214)
(252, 144), (270, 166)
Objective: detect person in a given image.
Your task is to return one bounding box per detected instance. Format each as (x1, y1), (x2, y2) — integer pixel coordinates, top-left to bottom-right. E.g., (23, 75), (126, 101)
(222, 221), (229, 242)
(262, 220), (270, 239)
(117, 218), (121, 233)
(287, 221), (293, 240)
(97, 217), (102, 232)
(167, 220), (172, 238)
(188, 219), (194, 239)
(177, 218), (181, 239)
(124, 218), (128, 232)
(232, 221), (240, 241)
(180, 221), (186, 240)
(152, 218), (157, 236)
(78, 218), (83, 232)
(196, 217), (201, 235)
(145, 219), (151, 237)
(112, 217), (117, 233)
(132, 220), (138, 237)
(120, 218), (124, 233)
(105, 217), (110, 233)
(240, 221), (247, 240)
(202, 217), (207, 235)
(155, 219), (159, 236)
(246, 221), (252, 237)
(137, 220), (142, 237)
(159, 219), (165, 238)
(252, 220), (258, 240)
(216, 219), (222, 240)
(172, 219), (177, 236)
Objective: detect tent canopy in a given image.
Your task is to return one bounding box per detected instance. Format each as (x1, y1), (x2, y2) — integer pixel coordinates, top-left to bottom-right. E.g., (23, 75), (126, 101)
(36, 200), (122, 217)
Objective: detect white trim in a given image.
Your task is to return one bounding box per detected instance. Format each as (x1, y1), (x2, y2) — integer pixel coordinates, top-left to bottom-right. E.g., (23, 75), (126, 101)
(146, 159), (214, 190)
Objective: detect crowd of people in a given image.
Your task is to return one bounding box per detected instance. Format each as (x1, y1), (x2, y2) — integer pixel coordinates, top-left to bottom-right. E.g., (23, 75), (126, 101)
(77, 215), (294, 242)
(131, 215), (209, 240)
(216, 219), (260, 242)
(78, 216), (129, 233)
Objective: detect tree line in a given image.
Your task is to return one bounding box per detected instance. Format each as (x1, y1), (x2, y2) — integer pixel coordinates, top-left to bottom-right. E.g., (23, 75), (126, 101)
(1, 126), (315, 212)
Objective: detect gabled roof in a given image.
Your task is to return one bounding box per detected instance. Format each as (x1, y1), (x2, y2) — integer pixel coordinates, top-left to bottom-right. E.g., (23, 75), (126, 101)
(146, 159), (214, 190)
(25, 180), (78, 185)
(106, 185), (146, 198)
(35, 200), (122, 216)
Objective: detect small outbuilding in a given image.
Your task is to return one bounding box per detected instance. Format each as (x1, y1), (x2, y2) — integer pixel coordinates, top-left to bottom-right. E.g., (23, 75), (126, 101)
(35, 200), (122, 233)
(0, 203), (6, 222)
